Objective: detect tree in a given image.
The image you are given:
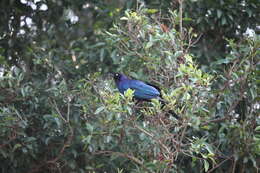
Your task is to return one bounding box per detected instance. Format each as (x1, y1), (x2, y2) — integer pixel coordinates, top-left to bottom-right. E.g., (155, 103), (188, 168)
(0, 1), (259, 173)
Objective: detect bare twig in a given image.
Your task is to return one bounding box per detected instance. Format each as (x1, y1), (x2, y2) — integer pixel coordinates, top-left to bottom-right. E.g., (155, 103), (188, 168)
(232, 158), (236, 173)
(29, 100), (74, 173)
(202, 67), (249, 126)
(0, 133), (17, 149)
(52, 100), (67, 123)
(134, 124), (171, 155)
(47, 99), (74, 164)
(175, 120), (187, 160)
(94, 150), (155, 173)
(94, 150), (143, 165)
(178, 0), (184, 51)
(207, 156), (233, 173)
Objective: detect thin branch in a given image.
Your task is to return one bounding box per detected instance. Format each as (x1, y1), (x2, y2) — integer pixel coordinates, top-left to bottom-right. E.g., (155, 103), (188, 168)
(134, 124), (171, 155)
(178, 0), (184, 51)
(52, 100), (67, 123)
(94, 150), (154, 173)
(232, 158), (236, 173)
(0, 134), (17, 149)
(202, 70), (249, 126)
(94, 150), (143, 165)
(207, 156), (233, 173)
(46, 126), (73, 164)
(175, 120), (188, 160)
(29, 99), (74, 173)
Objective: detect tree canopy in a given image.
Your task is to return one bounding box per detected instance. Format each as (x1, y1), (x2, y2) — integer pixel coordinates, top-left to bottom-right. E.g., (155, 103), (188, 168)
(0, 0), (259, 173)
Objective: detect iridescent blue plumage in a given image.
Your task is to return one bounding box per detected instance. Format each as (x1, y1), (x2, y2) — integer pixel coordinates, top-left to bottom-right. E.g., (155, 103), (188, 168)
(113, 73), (160, 100)
(113, 73), (180, 119)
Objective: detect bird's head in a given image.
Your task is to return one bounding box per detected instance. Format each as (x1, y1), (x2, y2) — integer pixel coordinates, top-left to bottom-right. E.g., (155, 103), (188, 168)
(113, 73), (128, 83)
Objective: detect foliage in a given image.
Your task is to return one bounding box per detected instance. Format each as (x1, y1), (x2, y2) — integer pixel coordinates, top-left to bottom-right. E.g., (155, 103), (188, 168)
(0, 0), (123, 75)
(184, 0), (260, 65)
(1, 0), (259, 72)
(1, 7), (260, 172)
(0, 1), (259, 173)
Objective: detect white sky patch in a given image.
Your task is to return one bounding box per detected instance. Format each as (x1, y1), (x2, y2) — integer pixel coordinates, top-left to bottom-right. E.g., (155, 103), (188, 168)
(83, 3), (90, 9)
(25, 17), (33, 27)
(67, 10), (79, 24)
(0, 68), (4, 77)
(70, 15), (79, 24)
(21, 0), (47, 11)
(20, 16), (25, 26)
(28, 1), (37, 10)
(20, 0), (27, 4)
(244, 28), (255, 37)
(253, 103), (260, 110)
(39, 4), (48, 11)
(19, 29), (26, 35)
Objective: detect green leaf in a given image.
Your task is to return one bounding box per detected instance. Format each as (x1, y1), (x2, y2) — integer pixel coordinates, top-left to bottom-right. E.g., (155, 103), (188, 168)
(82, 135), (92, 144)
(120, 17), (128, 20)
(243, 157), (248, 163)
(205, 143), (214, 155)
(255, 126), (260, 131)
(146, 9), (158, 14)
(249, 154), (258, 168)
(126, 106), (132, 114)
(124, 88), (135, 100)
(221, 17), (227, 25)
(204, 160), (209, 172)
(13, 144), (22, 152)
(54, 117), (61, 127)
(68, 160), (76, 169)
(217, 10), (222, 19)
(0, 96), (5, 101)
(100, 48), (105, 62)
(86, 123), (94, 133)
(213, 58), (231, 65)
(95, 106), (105, 114)
(25, 137), (36, 142)
(145, 42), (153, 50)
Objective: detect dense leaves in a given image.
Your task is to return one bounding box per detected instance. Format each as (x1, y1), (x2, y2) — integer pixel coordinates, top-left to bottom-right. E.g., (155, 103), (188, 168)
(184, 0), (260, 65)
(0, 1), (259, 173)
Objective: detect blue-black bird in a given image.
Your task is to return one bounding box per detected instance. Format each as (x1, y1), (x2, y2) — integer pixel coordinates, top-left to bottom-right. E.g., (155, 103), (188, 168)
(113, 73), (161, 101)
(113, 73), (179, 119)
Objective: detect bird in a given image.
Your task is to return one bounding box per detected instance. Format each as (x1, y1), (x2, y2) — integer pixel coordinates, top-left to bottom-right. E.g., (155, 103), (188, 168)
(113, 73), (161, 101)
(113, 73), (180, 119)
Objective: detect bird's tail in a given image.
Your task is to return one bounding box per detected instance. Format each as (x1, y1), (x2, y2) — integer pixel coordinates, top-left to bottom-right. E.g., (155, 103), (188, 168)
(159, 98), (180, 120)
(145, 82), (180, 119)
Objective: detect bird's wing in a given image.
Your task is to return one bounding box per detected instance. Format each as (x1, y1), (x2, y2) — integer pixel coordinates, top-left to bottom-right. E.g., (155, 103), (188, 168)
(129, 80), (160, 100)
(144, 82), (162, 96)
(130, 76), (162, 95)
